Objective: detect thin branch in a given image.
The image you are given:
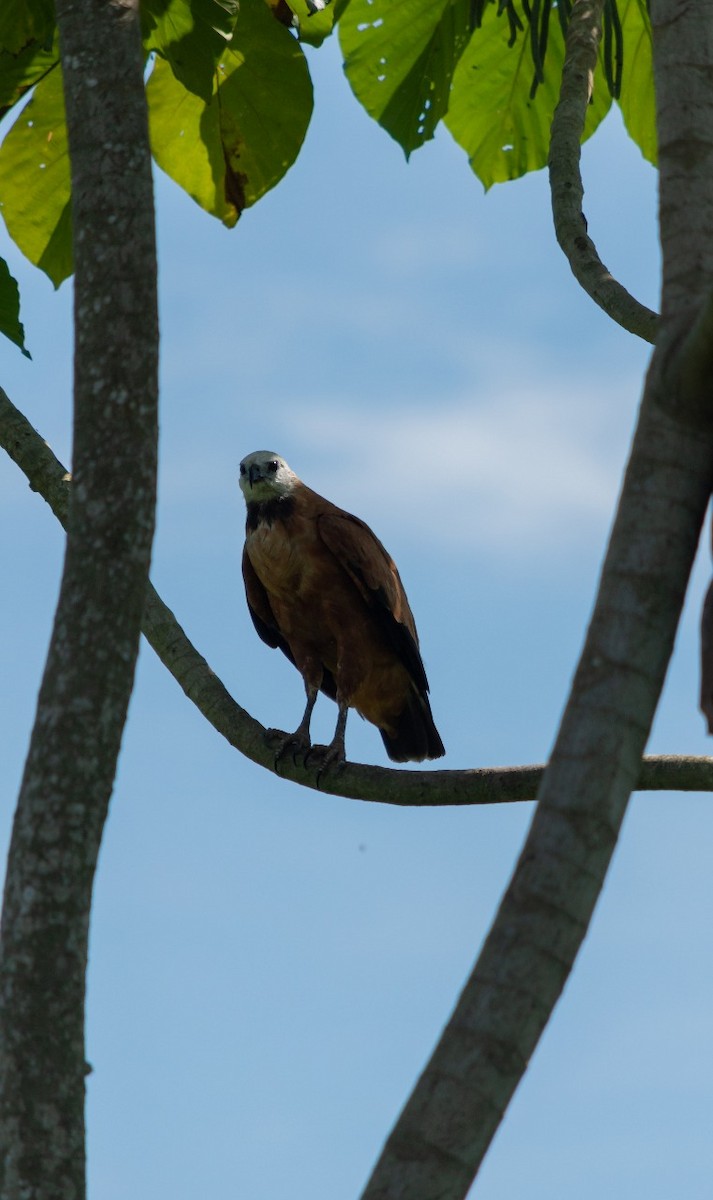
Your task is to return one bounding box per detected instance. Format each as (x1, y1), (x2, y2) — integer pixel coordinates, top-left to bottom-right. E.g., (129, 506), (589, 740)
(2, 384), (712, 807)
(548, 0), (659, 342)
(0, 0), (158, 1195)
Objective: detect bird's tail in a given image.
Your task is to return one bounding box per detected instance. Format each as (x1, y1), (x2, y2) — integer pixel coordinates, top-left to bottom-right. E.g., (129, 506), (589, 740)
(380, 690), (445, 763)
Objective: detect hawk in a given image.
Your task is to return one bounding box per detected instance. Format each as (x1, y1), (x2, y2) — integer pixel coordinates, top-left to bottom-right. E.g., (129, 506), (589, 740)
(239, 451), (445, 767)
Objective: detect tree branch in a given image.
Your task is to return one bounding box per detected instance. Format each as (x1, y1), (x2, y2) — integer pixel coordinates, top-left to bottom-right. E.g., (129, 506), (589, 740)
(355, 3), (713, 1198)
(0, 0), (158, 1196)
(548, 0), (659, 342)
(2, 384), (712, 807)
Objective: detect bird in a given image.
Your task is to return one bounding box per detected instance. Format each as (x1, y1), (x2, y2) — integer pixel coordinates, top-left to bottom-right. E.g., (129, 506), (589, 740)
(238, 450), (445, 769)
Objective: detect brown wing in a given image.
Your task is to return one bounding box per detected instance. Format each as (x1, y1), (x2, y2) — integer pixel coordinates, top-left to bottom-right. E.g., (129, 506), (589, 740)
(242, 546), (293, 658)
(317, 510), (430, 696)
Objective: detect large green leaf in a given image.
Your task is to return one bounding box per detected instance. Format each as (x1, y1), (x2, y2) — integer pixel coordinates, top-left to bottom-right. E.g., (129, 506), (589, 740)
(148, 0), (313, 224)
(0, 257), (30, 356)
(616, 0), (655, 165)
(0, 0), (54, 54)
(0, 32), (59, 120)
(142, 0), (239, 102)
(339, 0), (471, 157)
(0, 66), (72, 286)
(445, 3), (612, 189)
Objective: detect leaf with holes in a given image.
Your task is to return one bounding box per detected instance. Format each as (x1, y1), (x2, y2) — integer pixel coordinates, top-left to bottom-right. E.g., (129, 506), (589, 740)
(616, 0), (655, 165)
(445, 3), (612, 189)
(0, 257), (30, 356)
(340, 0), (471, 158)
(148, 0), (312, 224)
(0, 66), (72, 286)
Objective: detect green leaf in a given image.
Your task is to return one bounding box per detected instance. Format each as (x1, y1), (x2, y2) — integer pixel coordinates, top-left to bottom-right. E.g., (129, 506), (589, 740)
(616, 0), (655, 165)
(148, 58), (236, 223)
(142, 0), (239, 103)
(0, 66), (72, 286)
(0, 0), (54, 54)
(0, 31), (59, 120)
(445, 3), (612, 189)
(148, 0), (313, 224)
(286, 0), (336, 48)
(0, 257), (31, 356)
(190, 0), (238, 39)
(339, 0), (472, 158)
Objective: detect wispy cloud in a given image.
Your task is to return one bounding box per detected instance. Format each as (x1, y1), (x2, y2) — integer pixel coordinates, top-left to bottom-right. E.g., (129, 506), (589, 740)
(275, 372), (643, 560)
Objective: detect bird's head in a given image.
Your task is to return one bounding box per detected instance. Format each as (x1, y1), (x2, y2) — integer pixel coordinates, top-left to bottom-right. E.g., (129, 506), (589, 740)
(239, 451), (299, 503)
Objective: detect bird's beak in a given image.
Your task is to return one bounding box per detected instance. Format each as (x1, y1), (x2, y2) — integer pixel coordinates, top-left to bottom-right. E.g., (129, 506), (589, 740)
(248, 464), (262, 488)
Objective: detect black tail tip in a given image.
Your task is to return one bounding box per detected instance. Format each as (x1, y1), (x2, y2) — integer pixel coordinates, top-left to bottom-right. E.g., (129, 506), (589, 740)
(380, 697), (445, 763)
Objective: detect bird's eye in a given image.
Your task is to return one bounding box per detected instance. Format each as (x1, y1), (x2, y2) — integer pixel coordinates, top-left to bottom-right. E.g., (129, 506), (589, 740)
(239, 464), (246, 475)
(267, 460), (279, 474)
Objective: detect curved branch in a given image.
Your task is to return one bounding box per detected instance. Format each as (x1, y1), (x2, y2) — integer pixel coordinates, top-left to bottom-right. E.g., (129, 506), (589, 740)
(548, 0), (659, 342)
(2, 384), (712, 807)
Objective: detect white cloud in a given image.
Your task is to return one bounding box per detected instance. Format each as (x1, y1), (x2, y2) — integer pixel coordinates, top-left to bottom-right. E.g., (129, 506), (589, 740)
(277, 373), (643, 560)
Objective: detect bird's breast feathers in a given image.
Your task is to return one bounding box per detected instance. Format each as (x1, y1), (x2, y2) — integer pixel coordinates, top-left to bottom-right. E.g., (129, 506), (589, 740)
(245, 491), (334, 603)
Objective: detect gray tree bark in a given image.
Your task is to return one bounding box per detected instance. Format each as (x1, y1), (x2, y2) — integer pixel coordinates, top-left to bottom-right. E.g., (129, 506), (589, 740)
(0, 0), (158, 1196)
(358, 2), (713, 1197)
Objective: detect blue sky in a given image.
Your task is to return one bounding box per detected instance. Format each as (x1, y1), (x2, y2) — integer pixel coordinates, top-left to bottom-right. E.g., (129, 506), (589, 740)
(2, 32), (712, 1200)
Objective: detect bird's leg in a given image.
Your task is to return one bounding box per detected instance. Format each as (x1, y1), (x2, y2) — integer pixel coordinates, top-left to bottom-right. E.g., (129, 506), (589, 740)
(292, 684), (318, 746)
(327, 703), (348, 762)
(266, 683), (318, 770)
(311, 703), (349, 786)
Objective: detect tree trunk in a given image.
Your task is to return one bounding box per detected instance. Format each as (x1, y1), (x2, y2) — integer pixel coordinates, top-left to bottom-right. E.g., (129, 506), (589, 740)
(0, 1), (158, 1196)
